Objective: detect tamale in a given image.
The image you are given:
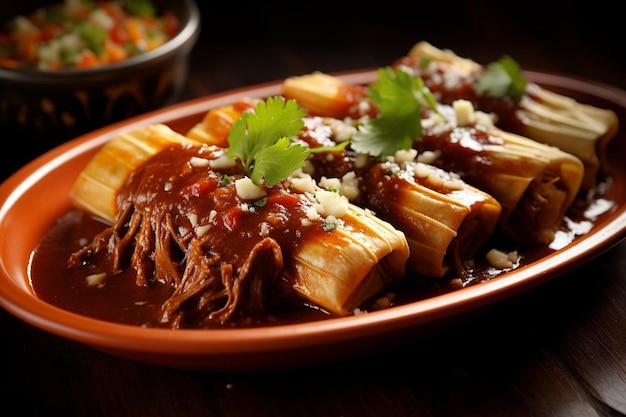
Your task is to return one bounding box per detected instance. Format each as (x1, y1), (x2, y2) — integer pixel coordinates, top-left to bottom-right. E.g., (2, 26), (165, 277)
(186, 99), (503, 278)
(282, 71), (585, 246)
(282, 71), (369, 119)
(398, 41), (619, 191)
(70, 123), (202, 222)
(417, 101), (584, 245)
(68, 123), (409, 325)
(298, 116), (502, 278)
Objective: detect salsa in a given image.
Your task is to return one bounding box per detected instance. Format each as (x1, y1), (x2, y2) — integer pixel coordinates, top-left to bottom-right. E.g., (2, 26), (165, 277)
(0, 0), (180, 70)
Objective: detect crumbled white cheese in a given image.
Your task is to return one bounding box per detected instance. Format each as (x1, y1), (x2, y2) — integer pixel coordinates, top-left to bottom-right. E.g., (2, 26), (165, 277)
(475, 111), (496, 128)
(315, 189), (349, 218)
(304, 206), (320, 223)
(416, 150), (440, 165)
(453, 99), (475, 126)
(443, 70), (463, 91)
(195, 224), (211, 237)
(290, 171), (317, 194)
(318, 176), (341, 191)
(86, 272), (106, 287)
(339, 171), (360, 201)
(357, 100), (371, 116)
(318, 172), (360, 201)
(235, 177), (266, 200)
(354, 153), (370, 169)
(486, 249), (519, 269)
(189, 156), (210, 167)
(412, 162), (433, 179)
(394, 148), (418, 163)
(209, 154), (237, 169)
(421, 110), (451, 135)
(327, 117), (357, 142)
(410, 162), (464, 190)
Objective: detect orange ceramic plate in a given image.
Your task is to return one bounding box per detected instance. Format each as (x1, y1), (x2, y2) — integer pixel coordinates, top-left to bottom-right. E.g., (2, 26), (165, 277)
(1, 70), (625, 371)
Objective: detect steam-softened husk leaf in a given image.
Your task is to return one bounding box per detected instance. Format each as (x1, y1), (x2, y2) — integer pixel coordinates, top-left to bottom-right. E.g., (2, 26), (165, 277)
(283, 71), (364, 119)
(423, 124), (584, 245)
(70, 123), (410, 317)
(291, 204), (409, 315)
(363, 161), (501, 277)
(186, 104), (245, 147)
(70, 124), (201, 222)
(407, 41), (619, 190)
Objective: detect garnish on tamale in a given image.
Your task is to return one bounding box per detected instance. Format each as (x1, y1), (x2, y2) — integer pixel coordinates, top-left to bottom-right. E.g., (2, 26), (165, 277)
(397, 41), (618, 191)
(68, 98), (410, 327)
(283, 68), (585, 246)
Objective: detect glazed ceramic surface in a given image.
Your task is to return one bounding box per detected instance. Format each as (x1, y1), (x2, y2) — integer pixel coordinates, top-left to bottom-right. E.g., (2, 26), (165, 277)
(0, 70), (625, 371)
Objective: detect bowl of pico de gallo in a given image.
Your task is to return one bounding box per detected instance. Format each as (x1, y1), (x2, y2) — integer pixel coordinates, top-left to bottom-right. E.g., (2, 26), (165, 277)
(0, 0), (200, 174)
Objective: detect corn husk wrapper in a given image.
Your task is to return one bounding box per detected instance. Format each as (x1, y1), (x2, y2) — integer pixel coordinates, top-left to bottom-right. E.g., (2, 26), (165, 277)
(69, 124), (409, 316)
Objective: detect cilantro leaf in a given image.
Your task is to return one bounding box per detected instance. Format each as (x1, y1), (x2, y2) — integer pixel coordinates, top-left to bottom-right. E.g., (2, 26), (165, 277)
(227, 96), (308, 186)
(123, 0), (156, 17)
(475, 55), (527, 98)
(351, 67), (435, 157)
(251, 137), (310, 187)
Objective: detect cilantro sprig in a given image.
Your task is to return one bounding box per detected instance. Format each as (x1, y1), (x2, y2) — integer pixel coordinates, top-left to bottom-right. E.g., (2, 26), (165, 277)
(351, 66), (438, 158)
(475, 55), (527, 98)
(227, 96), (309, 187)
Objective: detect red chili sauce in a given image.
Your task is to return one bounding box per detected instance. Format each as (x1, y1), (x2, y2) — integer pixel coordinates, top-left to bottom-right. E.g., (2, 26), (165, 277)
(30, 144), (338, 329)
(29, 137), (618, 330)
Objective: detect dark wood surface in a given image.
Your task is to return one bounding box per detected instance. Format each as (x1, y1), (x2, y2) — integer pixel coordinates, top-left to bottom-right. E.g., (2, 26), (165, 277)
(3, 3), (626, 416)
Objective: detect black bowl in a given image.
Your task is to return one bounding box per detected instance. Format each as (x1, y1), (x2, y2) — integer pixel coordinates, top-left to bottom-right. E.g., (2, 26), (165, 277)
(0, 0), (200, 178)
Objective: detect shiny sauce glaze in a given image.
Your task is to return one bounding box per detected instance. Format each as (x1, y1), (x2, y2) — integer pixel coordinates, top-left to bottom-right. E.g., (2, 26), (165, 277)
(31, 144), (345, 329)
(29, 137), (618, 329)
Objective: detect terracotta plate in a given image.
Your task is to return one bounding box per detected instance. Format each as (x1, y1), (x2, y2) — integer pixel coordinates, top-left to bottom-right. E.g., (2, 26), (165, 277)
(1, 70), (625, 371)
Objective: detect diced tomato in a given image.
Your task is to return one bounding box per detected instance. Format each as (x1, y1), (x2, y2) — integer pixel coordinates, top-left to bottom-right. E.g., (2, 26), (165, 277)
(103, 39), (128, 63)
(16, 34), (39, 64)
(181, 178), (219, 198)
(108, 25), (128, 45)
(223, 207), (243, 231)
(40, 24), (61, 42)
(125, 18), (144, 45)
(267, 192), (300, 211)
(76, 50), (99, 68)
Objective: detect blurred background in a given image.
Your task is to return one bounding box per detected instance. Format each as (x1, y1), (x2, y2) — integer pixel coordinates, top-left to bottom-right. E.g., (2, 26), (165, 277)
(1, 0), (623, 179)
(185, 1), (624, 100)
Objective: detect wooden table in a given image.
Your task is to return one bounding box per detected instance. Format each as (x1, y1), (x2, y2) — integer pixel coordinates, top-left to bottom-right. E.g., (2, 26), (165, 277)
(3, 4), (625, 416)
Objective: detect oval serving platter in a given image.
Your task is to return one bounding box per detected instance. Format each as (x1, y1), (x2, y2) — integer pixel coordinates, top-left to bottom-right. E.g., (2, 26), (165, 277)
(0, 69), (625, 371)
